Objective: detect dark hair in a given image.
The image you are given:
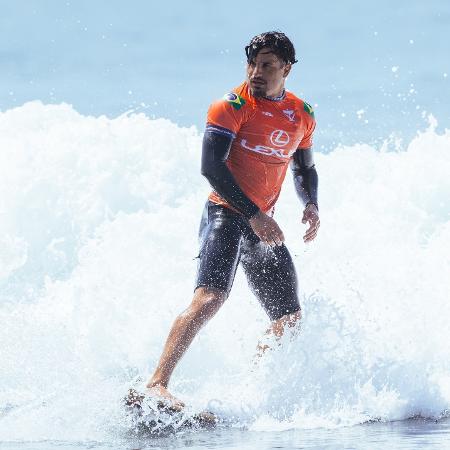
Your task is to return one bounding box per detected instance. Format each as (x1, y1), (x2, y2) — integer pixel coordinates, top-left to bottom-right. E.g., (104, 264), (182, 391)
(245, 31), (298, 65)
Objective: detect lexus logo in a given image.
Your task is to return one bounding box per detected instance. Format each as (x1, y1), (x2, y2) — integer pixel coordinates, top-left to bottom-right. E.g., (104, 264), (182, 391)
(270, 129), (290, 147)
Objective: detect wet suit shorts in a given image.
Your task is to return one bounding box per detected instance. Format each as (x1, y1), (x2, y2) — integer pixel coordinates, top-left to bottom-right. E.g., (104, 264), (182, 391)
(195, 201), (300, 321)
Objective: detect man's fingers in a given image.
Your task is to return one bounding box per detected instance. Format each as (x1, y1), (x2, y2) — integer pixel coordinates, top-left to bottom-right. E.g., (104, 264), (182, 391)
(305, 225), (316, 234)
(303, 218), (320, 242)
(306, 217), (320, 230)
(256, 230), (273, 246)
(265, 230), (280, 247)
(251, 215), (285, 247)
(303, 221), (319, 242)
(273, 233), (283, 247)
(260, 231), (283, 247)
(305, 220), (316, 234)
(266, 234), (277, 247)
(303, 229), (318, 242)
(304, 234), (316, 243)
(272, 224), (285, 246)
(304, 228), (318, 241)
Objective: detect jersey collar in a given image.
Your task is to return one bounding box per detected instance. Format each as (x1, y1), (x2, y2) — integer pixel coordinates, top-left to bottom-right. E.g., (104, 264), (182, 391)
(263, 89), (286, 101)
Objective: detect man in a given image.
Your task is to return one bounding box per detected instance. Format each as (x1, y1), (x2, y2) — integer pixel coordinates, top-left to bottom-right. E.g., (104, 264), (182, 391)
(145, 31), (319, 409)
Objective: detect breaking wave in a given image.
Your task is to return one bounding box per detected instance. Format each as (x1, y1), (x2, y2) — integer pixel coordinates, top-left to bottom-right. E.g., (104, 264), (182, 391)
(0, 102), (449, 442)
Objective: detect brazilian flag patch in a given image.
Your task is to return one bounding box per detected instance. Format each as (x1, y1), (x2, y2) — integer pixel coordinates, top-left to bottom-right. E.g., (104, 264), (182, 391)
(303, 101), (315, 117)
(223, 92), (246, 110)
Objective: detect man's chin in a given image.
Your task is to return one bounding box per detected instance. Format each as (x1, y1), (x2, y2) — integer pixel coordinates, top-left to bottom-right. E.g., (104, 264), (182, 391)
(249, 86), (266, 98)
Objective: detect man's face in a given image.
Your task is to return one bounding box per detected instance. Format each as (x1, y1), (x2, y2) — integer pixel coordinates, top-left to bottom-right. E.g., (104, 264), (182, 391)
(246, 47), (291, 98)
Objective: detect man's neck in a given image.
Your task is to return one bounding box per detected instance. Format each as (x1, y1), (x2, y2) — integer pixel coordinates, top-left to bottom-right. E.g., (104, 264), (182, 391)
(264, 88), (286, 101)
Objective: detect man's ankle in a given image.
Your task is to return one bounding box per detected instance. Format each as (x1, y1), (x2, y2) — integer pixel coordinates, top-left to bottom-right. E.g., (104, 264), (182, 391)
(146, 378), (168, 389)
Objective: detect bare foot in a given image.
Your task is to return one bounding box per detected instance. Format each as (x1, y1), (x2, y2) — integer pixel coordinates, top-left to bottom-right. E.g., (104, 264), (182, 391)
(146, 384), (185, 412)
(124, 386), (185, 414)
(124, 388), (145, 408)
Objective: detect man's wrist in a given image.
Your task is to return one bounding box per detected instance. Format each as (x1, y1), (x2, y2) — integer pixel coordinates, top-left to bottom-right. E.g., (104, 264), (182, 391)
(305, 201), (318, 211)
(248, 208), (262, 221)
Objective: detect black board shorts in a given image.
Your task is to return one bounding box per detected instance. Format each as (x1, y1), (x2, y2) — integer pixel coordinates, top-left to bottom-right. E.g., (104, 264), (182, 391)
(195, 201), (300, 321)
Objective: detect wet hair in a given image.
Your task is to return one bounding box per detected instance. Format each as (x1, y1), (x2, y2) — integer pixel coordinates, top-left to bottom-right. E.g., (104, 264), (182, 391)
(245, 31), (298, 65)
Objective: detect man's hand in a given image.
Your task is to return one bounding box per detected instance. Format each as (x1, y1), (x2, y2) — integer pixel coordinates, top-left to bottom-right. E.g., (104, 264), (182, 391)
(302, 203), (320, 243)
(249, 211), (285, 247)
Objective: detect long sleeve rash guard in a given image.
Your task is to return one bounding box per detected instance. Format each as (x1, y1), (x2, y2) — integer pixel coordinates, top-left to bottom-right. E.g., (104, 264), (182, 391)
(201, 130), (319, 217)
(290, 147), (319, 208)
(201, 130), (260, 219)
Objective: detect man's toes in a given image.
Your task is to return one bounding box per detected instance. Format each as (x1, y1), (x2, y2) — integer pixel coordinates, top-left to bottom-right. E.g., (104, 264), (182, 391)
(125, 388), (144, 406)
(157, 399), (184, 413)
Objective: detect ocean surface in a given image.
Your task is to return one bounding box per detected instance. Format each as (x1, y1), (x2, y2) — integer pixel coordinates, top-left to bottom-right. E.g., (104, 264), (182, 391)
(1, 1), (450, 449)
(1, 0), (450, 149)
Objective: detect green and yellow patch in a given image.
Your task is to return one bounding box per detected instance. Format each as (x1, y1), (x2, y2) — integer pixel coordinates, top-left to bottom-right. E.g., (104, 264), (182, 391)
(303, 101), (315, 117)
(223, 92), (246, 110)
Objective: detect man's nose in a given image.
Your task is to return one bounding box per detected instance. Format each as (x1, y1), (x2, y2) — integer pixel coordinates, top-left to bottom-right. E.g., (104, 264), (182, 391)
(251, 64), (263, 78)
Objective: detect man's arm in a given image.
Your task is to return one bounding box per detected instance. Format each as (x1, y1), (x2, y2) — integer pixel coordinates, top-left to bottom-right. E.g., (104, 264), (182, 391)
(290, 147), (320, 242)
(201, 130), (260, 219)
(201, 130), (285, 246)
(290, 147), (318, 208)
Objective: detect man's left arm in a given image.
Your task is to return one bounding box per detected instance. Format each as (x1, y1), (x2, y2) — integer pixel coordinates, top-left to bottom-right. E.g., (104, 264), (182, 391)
(290, 147), (320, 243)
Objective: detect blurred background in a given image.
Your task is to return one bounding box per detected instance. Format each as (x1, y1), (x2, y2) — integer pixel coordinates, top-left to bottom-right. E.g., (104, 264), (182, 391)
(1, 0), (449, 149)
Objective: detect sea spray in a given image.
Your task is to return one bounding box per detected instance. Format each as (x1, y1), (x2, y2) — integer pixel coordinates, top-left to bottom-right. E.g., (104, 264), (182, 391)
(0, 103), (449, 441)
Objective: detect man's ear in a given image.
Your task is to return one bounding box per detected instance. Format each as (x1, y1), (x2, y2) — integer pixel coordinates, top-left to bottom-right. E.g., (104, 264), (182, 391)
(283, 63), (292, 78)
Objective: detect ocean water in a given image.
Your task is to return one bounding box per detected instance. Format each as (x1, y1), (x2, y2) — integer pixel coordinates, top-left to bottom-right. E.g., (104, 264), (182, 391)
(1, 1), (450, 449)
(1, 0), (450, 148)
(0, 103), (449, 449)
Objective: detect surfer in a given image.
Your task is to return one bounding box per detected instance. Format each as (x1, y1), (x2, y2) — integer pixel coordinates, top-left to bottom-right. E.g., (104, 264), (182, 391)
(143, 31), (320, 409)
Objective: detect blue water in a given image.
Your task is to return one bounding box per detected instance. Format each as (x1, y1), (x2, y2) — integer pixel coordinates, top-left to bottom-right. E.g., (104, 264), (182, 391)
(1, 0), (450, 148)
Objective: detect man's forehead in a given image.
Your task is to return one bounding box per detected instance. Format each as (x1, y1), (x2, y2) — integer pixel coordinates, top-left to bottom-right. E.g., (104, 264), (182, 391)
(253, 49), (281, 62)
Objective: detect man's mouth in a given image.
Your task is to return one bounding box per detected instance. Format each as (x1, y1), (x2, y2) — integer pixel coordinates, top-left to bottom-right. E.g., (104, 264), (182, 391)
(250, 79), (266, 87)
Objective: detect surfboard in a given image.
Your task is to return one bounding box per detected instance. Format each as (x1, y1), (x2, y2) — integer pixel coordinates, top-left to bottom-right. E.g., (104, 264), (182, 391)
(124, 388), (218, 433)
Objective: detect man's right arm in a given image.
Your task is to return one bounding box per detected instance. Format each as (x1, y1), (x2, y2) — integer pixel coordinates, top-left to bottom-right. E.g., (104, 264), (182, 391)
(200, 130), (260, 219)
(201, 130), (285, 246)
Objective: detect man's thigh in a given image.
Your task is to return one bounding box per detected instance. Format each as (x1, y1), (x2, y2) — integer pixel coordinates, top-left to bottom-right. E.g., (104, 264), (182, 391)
(195, 202), (243, 295)
(240, 237), (300, 321)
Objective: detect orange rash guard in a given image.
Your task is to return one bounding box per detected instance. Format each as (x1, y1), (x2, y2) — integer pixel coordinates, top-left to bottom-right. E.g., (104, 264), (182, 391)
(205, 81), (316, 214)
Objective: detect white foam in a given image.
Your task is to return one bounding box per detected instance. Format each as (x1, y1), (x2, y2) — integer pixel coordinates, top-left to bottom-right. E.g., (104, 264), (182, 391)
(0, 103), (449, 441)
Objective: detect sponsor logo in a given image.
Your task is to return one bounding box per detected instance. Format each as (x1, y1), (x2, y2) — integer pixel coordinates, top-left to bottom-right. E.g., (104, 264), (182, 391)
(270, 129), (290, 147)
(223, 92), (246, 110)
(240, 139), (295, 159)
(303, 101), (314, 117)
(282, 109), (296, 122)
(262, 111), (273, 117)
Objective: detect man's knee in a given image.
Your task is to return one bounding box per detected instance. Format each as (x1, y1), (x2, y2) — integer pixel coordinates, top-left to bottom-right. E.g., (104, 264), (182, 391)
(188, 286), (227, 321)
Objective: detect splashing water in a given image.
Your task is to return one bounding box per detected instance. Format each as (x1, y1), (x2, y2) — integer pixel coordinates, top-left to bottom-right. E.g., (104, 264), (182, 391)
(0, 102), (449, 442)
